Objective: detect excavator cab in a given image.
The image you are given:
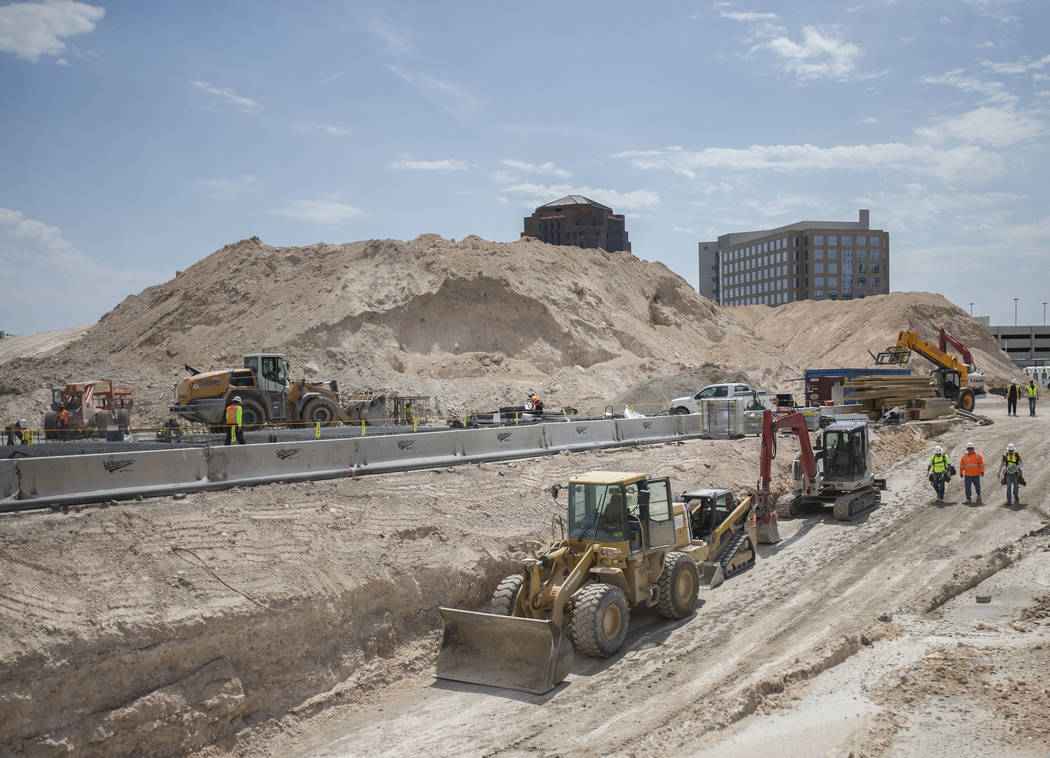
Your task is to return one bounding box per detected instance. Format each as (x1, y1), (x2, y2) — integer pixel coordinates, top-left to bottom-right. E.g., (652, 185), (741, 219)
(819, 422), (871, 485)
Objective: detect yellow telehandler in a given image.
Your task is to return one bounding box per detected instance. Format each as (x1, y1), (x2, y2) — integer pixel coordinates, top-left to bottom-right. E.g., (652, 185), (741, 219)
(435, 470), (759, 693)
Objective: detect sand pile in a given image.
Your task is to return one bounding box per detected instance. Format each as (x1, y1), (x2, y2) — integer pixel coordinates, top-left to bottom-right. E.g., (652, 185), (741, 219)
(0, 235), (1024, 426)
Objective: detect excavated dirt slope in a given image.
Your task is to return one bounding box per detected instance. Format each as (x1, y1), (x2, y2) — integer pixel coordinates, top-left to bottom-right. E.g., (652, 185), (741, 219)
(0, 235), (1024, 427)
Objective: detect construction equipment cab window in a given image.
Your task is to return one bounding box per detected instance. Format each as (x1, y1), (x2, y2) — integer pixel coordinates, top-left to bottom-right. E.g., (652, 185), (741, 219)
(823, 428), (866, 481)
(568, 478), (672, 550)
(261, 356), (288, 386)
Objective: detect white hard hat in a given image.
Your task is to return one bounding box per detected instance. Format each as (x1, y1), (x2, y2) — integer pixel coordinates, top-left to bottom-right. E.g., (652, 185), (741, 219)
(934, 445), (943, 454)
(1007, 443), (1016, 451)
(19, 419), (27, 426)
(233, 396), (242, 403)
(966, 441), (975, 448)
(1012, 379), (1017, 384)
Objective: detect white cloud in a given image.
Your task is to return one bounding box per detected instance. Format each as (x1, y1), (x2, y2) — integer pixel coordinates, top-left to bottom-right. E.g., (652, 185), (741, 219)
(672, 226), (698, 234)
(389, 158), (467, 171)
(0, 208), (166, 333)
(191, 81), (259, 111)
(362, 14), (411, 55)
(861, 116), (878, 124)
(919, 69), (1015, 104)
(614, 142), (1005, 184)
(980, 53), (1050, 75)
(292, 122), (352, 136)
(721, 10), (779, 22)
(916, 105), (1044, 147)
(760, 26), (861, 80)
(55, 57), (69, 66)
(272, 199), (363, 224)
(0, 0), (103, 62)
(199, 176), (258, 199)
(386, 64), (483, 120)
(740, 193), (825, 217)
(501, 183), (660, 212)
(498, 159), (571, 178)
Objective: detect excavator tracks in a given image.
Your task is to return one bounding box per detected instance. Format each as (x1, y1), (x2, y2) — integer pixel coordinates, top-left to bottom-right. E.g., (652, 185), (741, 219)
(832, 487), (881, 521)
(774, 492), (800, 520)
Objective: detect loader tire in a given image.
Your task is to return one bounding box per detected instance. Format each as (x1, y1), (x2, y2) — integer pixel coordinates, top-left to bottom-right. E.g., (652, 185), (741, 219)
(94, 411), (113, 438)
(240, 400), (266, 431)
(656, 551), (699, 619)
(958, 388), (975, 412)
(303, 398), (337, 427)
(43, 412), (58, 441)
(569, 583), (629, 658)
(490, 574), (524, 616)
(116, 410), (130, 434)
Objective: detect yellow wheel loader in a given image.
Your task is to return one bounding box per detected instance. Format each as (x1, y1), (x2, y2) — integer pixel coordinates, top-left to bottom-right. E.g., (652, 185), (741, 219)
(170, 353), (346, 431)
(435, 470), (759, 694)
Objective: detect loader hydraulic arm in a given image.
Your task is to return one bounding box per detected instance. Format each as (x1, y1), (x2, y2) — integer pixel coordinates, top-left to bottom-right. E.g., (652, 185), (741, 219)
(895, 331), (970, 383)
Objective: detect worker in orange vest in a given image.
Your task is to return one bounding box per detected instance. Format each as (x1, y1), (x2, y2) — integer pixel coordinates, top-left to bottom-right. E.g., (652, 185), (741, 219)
(959, 441), (984, 504)
(224, 396), (245, 446)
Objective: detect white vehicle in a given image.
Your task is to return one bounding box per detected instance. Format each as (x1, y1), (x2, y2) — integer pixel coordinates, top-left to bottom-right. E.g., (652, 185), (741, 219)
(670, 382), (758, 415)
(1023, 365), (1050, 387)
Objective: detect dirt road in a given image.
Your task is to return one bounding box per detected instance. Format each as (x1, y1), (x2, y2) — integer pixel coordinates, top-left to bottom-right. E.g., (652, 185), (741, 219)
(238, 396), (1049, 758)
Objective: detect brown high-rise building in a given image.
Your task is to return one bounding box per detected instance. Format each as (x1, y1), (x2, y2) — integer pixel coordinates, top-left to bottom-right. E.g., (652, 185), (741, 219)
(522, 195), (631, 252)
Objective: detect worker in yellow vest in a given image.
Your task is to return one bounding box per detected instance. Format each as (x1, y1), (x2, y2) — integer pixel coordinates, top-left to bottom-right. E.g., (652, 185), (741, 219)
(1027, 380), (1038, 416)
(997, 443), (1024, 505)
(224, 396), (245, 446)
(926, 445), (951, 502)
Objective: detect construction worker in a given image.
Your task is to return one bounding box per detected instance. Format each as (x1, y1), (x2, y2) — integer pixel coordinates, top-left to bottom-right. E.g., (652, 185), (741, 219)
(997, 443), (1024, 505)
(926, 445), (951, 502)
(224, 396), (245, 446)
(1006, 380), (1020, 416)
(1027, 379), (1038, 416)
(404, 400), (414, 425)
(5, 419), (28, 445)
(57, 407), (69, 433)
(959, 442), (984, 504)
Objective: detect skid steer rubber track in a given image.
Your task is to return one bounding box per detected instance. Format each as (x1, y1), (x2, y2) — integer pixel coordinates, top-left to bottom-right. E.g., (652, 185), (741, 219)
(717, 532), (756, 579)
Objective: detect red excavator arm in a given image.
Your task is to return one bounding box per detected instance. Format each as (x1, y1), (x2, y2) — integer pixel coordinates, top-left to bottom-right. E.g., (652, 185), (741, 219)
(754, 409), (818, 542)
(939, 328), (976, 369)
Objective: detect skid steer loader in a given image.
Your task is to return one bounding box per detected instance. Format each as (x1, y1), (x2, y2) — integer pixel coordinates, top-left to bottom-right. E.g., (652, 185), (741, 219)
(435, 470), (759, 694)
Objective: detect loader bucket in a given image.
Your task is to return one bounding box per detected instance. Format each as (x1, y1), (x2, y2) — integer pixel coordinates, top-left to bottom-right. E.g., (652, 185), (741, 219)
(435, 607), (573, 694)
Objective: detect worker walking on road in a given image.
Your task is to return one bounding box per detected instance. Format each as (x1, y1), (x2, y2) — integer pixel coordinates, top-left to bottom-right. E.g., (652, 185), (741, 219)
(959, 442), (984, 504)
(1006, 380), (1020, 416)
(224, 396), (245, 446)
(997, 443), (1024, 505)
(927, 445), (951, 502)
(1027, 380), (1038, 416)
(5, 419), (28, 445)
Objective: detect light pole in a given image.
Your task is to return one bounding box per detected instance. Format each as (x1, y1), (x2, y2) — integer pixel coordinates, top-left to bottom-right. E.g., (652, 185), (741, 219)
(1014, 298), (1019, 326)
(969, 302), (974, 316)
(1043, 301), (1047, 325)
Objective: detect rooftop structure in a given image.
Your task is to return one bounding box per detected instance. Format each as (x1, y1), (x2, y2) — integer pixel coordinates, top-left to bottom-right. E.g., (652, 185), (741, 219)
(522, 196), (631, 253)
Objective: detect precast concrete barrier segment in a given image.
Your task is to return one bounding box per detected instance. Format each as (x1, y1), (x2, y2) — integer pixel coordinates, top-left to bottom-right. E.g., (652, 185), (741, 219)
(353, 430), (461, 474)
(206, 439), (356, 486)
(614, 416), (679, 445)
(1, 448), (208, 513)
(0, 460), (17, 500)
(545, 419), (619, 452)
(458, 425), (548, 463)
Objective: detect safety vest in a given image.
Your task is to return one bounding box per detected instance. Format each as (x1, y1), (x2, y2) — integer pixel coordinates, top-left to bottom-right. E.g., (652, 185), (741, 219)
(1003, 451), (1021, 467)
(959, 451), (984, 476)
(225, 404), (242, 426)
(58, 409), (69, 424)
(1028, 384), (1039, 398)
(929, 454), (948, 473)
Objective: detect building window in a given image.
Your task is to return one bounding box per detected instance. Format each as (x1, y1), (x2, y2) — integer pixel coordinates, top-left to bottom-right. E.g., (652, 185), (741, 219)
(828, 291), (839, 301)
(827, 262), (838, 274)
(828, 235), (837, 246)
(815, 262), (824, 273)
(857, 235), (867, 245)
(871, 264), (880, 273)
(857, 249), (866, 259)
(815, 277), (824, 287)
(814, 248), (825, 259)
(841, 235), (852, 245)
(814, 291), (825, 301)
(814, 235), (824, 244)
(828, 277), (838, 288)
(858, 277), (867, 286)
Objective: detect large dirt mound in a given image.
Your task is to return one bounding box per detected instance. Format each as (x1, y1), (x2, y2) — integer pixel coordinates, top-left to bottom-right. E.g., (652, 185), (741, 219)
(0, 235), (1024, 425)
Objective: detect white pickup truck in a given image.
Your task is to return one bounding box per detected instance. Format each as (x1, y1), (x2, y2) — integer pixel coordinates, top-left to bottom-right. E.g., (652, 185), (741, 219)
(669, 382), (760, 415)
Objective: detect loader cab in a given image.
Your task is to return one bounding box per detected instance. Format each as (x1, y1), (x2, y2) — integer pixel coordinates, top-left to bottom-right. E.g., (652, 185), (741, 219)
(821, 422), (870, 483)
(566, 472), (675, 554)
(243, 354), (291, 420)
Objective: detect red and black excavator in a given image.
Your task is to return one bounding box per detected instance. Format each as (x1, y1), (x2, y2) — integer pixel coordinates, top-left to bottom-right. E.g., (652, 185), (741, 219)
(760, 408), (886, 522)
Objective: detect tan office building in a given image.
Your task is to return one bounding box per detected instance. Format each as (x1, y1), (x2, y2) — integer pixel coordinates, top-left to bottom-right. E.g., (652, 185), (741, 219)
(700, 209), (889, 306)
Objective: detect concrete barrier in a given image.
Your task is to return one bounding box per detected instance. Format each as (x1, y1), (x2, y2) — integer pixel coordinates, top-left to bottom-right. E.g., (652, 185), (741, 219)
(0, 460), (17, 500)
(458, 425), (547, 462)
(13, 448), (208, 503)
(614, 416), (678, 443)
(675, 413), (703, 437)
(355, 430), (461, 473)
(545, 419), (618, 452)
(207, 438), (356, 485)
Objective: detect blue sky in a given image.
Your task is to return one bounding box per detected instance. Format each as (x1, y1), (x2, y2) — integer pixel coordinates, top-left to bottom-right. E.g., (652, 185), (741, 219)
(2, 0), (1049, 334)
